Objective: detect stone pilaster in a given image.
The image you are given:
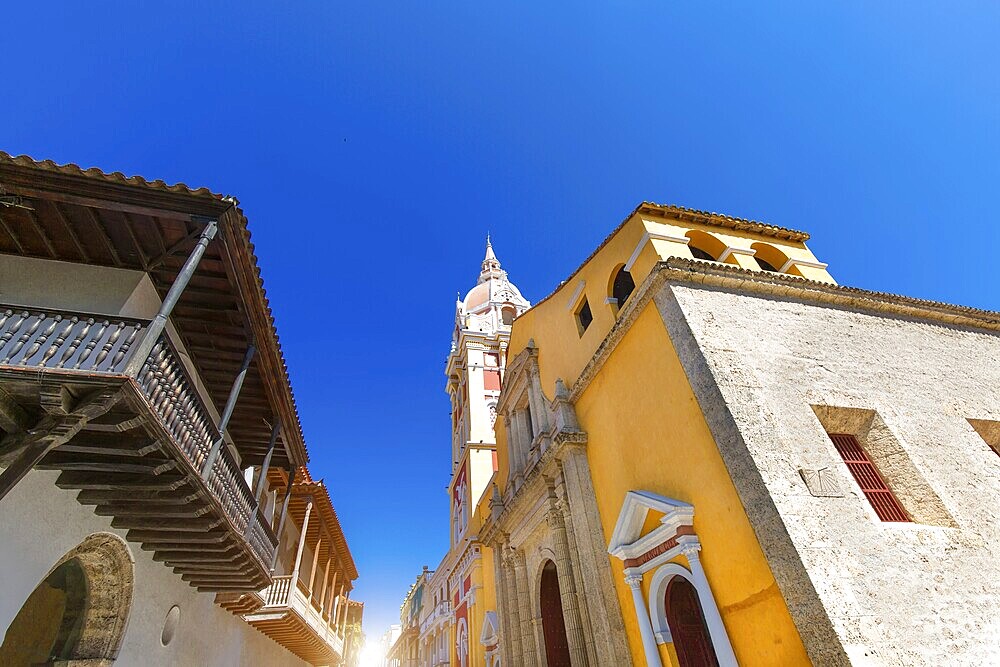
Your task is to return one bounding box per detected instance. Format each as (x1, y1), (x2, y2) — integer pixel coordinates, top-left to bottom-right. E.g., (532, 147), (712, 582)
(547, 502), (589, 667)
(511, 549), (539, 667)
(554, 479), (596, 665)
(497, 542), (524, 665)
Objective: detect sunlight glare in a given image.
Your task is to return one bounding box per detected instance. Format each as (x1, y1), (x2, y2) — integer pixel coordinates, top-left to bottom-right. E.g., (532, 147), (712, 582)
(358, 639), (385, 667)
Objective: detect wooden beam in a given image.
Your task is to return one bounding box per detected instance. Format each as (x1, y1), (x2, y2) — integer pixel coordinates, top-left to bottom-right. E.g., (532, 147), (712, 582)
(78, 488), (200, 505)
(82, 206), (122, 267)
(56, 440), (161, 458)
(146, 223), (200, 271)
(37, 455), (176, 476)
(93, 502), (211, 518)
(47, 201), (90, 262)
(111, 516), (223, 532)
(0, 388), (121, 500)
(0, 182), (215, 222)
(56, 471), (188, 491)
(127, 529), (229, 544)
(25, 208), (59, 258)
(0, 210), (25, 253)
(0, 384), (31, 433)
(121, 212), (149, 270)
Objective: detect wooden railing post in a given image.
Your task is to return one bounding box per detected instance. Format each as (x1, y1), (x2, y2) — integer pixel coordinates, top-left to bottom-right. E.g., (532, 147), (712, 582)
(124, 217), (217, 377)
(271, 468), (296, 572)
(290, 499), (313, 588)
(201, 342), (255, 480)
(318, 550), (331, 609)
(307, 536), (322, 596)
(254, 419), (282, 503)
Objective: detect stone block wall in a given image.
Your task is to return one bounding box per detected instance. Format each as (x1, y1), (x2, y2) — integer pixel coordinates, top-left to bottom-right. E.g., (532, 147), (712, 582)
(657, 282), (1000, 666)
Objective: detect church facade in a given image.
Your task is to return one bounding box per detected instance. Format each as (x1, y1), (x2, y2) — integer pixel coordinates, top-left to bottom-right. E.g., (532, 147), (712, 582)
(399, 202), (1000, 666)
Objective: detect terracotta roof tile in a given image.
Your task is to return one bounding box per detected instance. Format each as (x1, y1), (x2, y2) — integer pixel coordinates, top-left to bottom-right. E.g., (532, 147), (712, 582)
(0, 151), (222, 199)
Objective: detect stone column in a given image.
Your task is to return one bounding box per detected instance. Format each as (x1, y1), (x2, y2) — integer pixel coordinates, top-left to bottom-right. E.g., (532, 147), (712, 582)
(678, 536), (738, 667)
(498, 543), (524, 665)
(557, 485), (597, 665)
(512, 549), (538, 666)
(547, 504), (589, 667)
(625, 572), (663, 667)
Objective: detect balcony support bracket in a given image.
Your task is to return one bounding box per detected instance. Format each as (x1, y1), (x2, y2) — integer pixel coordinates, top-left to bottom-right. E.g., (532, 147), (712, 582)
(0, 387), (122, 501)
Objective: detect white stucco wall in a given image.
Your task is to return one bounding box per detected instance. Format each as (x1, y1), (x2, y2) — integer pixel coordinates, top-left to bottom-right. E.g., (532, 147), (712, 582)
(0, 469), (308, 667)
(0, 254), (159, 318)
(658, 282), (1000, 666)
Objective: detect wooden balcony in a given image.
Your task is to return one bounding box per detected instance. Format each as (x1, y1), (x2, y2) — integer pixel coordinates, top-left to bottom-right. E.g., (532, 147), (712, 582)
(0, 304), (277, 590)
(244, 575), (346, 666)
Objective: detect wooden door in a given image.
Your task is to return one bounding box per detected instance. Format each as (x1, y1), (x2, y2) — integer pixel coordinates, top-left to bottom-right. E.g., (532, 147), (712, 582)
(540, 560), (571, 667)
(666, 577), (720, 667)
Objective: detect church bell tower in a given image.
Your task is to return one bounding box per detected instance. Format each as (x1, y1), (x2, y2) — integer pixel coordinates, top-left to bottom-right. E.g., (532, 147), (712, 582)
(445, 238), (530, 546)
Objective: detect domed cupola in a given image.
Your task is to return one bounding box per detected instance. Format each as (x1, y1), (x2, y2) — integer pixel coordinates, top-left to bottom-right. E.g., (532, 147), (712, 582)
(456, 236), (530, 336)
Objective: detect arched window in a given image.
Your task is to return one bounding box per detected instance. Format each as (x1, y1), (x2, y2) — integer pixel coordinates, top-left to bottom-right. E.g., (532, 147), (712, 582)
(689, 245), (715, 261)
(611, 267), (636, 309)
(501, 306), (516, 325)
(666, 577), (720, 667)
(750, 243), (790, 274)
(685, 230), (728, 263)
(754, 256), (778, 272)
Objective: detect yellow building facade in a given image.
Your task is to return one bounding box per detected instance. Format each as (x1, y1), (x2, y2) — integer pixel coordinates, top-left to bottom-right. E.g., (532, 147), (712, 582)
(480, 203), (837, 667)
(403, 201), (1000, 666)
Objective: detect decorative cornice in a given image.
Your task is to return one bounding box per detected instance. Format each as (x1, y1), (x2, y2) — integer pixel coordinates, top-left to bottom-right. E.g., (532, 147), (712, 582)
(482, 427), (587, 544)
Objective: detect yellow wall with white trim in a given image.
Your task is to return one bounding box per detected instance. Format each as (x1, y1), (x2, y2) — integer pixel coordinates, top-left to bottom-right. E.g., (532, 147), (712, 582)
(495, 209), (821, 665)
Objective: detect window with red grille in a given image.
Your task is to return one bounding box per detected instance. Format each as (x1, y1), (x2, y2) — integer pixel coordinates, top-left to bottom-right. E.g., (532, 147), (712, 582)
(828, 433), (910, 522)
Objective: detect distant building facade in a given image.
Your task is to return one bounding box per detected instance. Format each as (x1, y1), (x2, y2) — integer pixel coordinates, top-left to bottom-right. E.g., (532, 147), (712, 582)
(0, 154), (361, 666)
(394, 202), (1000, 666)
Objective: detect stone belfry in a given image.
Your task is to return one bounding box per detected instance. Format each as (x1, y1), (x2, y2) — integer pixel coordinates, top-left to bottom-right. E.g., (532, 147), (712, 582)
(445, 237), (530, 546)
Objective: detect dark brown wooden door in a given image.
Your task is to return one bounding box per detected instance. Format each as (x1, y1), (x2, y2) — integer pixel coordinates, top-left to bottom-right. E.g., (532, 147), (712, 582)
(666, 577), (720, 667)
(540, 560), (571, 667)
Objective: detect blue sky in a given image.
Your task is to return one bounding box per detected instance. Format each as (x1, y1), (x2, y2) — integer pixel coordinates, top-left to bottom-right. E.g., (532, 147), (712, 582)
(4, 2), (999, 636)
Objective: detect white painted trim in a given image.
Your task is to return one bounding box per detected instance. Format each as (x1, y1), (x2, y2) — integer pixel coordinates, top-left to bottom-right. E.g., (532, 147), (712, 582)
(607, 490), (694, 560)
(625, 570), (664, 667)
(566, 279), (586, 311)
(605, 297), (619, 306)
(647, 560), (737, 666)
(778, 257), (829, 273)
(624, 231), (690, 272)
(717, 246), (756, 264)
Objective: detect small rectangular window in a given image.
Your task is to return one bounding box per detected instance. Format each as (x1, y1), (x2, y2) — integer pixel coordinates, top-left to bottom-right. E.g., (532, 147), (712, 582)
(484, 353), (499, 368)
(828, 433), (910, 522)
(575, 298), (593, 335)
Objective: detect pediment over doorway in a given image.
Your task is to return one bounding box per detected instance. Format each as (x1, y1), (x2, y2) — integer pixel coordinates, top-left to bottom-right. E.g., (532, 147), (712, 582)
(607, 490), (694, 560)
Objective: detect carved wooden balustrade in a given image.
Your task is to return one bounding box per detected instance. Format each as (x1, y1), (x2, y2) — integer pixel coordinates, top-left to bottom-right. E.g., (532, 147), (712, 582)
(0, 304), (278, 587)
(250, 574), (346, 663)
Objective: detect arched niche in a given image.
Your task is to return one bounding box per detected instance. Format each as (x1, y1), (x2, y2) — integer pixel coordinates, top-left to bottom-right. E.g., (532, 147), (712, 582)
(0, 532), (134, 666)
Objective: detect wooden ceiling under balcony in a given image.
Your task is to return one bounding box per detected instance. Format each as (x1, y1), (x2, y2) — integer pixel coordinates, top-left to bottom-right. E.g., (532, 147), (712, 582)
(0, 153), (306, 469)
